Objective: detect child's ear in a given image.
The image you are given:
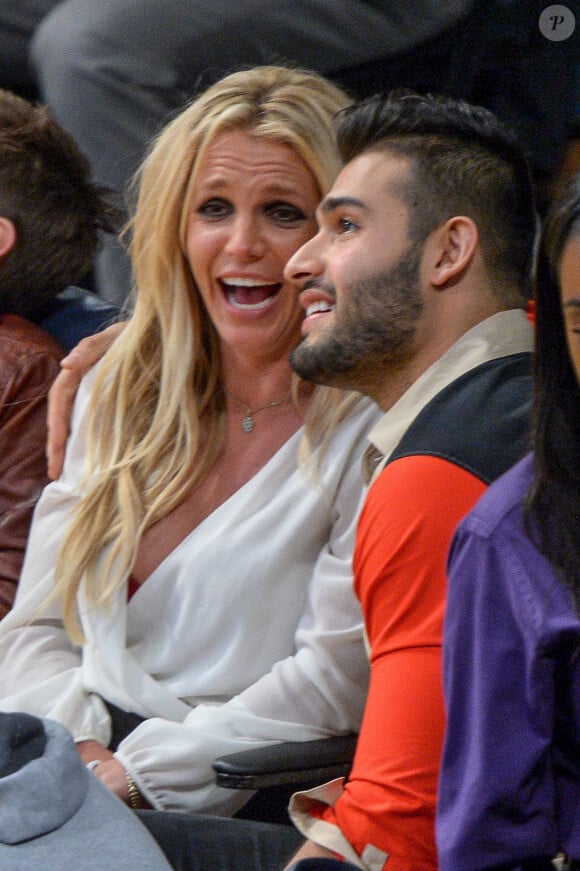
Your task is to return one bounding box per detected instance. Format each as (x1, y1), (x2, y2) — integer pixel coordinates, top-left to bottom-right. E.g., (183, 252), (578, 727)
(0, 218), (16, 258)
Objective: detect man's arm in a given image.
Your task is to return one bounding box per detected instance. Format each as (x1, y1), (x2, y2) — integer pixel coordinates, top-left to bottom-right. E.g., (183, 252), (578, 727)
(438, 502), (569, 869)
(288, 455), (487, 871)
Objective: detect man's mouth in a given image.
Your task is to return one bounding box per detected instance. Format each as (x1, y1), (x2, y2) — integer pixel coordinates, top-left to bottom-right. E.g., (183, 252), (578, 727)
(305, 300), (335, 317)
(221, 277), (281, 311)
(299, 285), (337, 326)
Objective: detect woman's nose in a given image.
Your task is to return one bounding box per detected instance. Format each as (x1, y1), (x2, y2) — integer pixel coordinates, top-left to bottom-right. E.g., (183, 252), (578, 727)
(224, 215), (265, 259)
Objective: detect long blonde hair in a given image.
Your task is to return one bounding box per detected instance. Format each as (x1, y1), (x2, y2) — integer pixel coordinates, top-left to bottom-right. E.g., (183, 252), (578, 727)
(53, 65), (360, 640)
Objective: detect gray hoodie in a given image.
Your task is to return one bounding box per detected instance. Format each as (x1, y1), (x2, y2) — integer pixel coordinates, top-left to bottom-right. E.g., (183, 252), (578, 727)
(0, 713), (172, 870)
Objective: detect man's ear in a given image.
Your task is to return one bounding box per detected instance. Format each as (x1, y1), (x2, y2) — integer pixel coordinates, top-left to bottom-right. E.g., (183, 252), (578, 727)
(0, 217), (16, 258)
(429, 216), (479, 288)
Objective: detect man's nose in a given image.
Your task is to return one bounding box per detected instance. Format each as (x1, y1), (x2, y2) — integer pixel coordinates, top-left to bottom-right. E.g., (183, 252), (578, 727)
(284, 234), (324, 285)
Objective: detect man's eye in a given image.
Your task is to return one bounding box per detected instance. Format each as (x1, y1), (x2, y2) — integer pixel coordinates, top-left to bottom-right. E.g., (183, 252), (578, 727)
(197, 199), (230, 219)
(338, 216), (357, 233)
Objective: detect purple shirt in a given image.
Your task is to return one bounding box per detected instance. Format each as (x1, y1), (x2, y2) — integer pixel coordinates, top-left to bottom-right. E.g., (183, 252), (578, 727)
(437, 454), (580, 869)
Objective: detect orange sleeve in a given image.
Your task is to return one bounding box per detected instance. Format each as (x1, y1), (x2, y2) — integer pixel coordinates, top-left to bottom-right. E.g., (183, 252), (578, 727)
(318, 455), (487, 871)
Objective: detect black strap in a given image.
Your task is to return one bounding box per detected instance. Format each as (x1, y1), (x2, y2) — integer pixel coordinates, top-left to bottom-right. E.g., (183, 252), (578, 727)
(104, 700), (146, 751)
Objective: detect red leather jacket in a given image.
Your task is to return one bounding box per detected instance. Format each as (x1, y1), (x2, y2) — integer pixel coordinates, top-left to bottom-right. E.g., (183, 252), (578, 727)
(0, 315), (63, 618)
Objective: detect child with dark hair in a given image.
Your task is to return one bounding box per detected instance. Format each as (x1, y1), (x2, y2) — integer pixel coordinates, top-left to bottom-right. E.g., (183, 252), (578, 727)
(437, 175), (580, 869)
(0, 89), (115, 617)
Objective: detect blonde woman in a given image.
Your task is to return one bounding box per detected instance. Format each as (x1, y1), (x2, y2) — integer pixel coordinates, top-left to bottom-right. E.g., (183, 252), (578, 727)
(0, 66), (378, 816)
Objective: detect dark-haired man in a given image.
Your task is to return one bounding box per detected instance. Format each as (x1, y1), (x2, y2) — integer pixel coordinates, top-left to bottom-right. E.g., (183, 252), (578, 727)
(282, 90), (537, 869)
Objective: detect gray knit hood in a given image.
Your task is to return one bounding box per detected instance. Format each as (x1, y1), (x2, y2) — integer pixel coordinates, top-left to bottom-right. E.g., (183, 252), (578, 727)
(0, 714), (87, 843)
(0, 713), (171, 870)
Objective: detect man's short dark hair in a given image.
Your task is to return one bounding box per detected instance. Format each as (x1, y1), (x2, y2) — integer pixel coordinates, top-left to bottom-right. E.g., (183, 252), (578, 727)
(336, 90), (538, 305)
(0, 89), (119, 319)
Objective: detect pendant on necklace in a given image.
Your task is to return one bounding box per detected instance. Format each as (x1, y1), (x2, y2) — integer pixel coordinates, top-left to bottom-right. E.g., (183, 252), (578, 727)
(241, 412), (255, 433)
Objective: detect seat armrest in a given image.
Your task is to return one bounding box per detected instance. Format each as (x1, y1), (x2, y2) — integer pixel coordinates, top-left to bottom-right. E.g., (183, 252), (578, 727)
(213, 734), (357, 790)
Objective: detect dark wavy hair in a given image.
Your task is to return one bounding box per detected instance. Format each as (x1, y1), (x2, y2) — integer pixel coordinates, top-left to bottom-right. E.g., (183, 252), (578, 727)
(0, 89), (120, 319)
(335, 90), (538, 309)
(526, 174), (580, 611)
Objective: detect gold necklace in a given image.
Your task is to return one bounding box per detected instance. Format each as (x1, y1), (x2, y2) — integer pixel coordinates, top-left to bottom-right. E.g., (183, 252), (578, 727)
(231, 391), (293, 433)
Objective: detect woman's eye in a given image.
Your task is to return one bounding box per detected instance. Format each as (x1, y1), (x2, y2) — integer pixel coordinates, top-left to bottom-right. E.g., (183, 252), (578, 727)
(197, 199), (231, 219)
(266, 203), (306, 224)
(564, 311), (580, 334)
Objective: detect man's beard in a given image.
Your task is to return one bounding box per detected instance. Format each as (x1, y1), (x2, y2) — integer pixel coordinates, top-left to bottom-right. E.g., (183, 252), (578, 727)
(291, 241), (424, 391)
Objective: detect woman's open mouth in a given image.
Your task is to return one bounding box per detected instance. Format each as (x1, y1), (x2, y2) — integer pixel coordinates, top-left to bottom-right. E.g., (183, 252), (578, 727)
(221, 277), (282, 311)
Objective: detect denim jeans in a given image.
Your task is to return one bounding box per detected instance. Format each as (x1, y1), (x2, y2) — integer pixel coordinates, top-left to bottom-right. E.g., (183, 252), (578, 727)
(137, 810), (304, 871)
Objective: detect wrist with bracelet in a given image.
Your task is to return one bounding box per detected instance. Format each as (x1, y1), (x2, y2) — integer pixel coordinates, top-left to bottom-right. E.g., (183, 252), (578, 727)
(86, 759), (143, 810)
(124, 771), (143, 809)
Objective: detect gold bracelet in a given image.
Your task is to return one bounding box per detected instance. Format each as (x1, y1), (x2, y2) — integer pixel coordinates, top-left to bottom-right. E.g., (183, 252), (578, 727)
(125, 771), (143, 810)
